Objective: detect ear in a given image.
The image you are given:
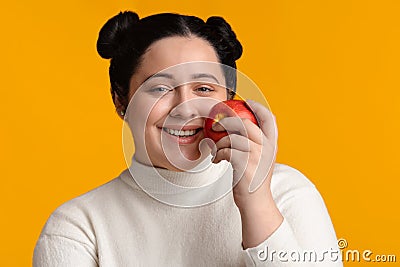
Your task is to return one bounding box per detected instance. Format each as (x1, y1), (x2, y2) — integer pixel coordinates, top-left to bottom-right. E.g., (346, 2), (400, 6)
(227, 89), (236, 100)
(112, 91), (126, 120)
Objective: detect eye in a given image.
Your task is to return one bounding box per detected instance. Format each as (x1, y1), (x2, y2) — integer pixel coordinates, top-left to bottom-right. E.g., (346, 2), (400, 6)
(195, 86), (214, 93)
(149, 86), (173, 93)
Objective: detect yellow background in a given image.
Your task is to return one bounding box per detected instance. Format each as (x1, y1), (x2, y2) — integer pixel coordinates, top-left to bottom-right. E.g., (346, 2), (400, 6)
(1, 0), (399, 266)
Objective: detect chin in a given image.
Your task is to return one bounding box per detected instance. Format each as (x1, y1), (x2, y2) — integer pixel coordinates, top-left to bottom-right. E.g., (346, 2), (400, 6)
(180, 147), (201, 161)
(147, 133), (209, 170)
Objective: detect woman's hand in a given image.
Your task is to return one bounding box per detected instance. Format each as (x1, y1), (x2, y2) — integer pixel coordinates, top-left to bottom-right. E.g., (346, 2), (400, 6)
(212, 100), (276, 207)
(211, 99), (284, 249)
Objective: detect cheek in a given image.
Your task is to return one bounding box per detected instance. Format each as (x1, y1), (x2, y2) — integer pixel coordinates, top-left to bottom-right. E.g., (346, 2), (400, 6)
(213, 86), (230, 101)
(146, 99), (172, 127)
(127, 94), (159, 141)
(221, 90), (230, 101)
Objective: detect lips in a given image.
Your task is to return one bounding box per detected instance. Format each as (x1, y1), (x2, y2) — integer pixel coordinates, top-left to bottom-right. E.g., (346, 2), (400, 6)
(162, 127), (202, 137)
(158, 125), (204, 145)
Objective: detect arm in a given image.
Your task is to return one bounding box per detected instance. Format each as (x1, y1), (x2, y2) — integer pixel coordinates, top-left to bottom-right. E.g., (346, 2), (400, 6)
(242, 170), (343, 266)
(33, 208), (98, 267)
(212, 100), (342, 266)
(34, 235), (98, 267)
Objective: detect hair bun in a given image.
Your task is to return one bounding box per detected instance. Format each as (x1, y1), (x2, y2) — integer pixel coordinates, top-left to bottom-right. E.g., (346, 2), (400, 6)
(97, 11), (139, 59)
(205, 16), (243, 60)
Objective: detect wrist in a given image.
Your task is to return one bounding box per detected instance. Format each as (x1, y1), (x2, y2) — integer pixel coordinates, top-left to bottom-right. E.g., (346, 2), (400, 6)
(238, 193), (283, 249)
(235, 184), (274, 213)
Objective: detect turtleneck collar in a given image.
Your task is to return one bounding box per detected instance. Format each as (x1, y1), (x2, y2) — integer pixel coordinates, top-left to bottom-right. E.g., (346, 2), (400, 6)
(121, 154), (234, 208)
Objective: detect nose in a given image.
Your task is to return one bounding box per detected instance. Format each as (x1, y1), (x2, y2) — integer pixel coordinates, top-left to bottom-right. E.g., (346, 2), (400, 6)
(169, 86), (197, 119)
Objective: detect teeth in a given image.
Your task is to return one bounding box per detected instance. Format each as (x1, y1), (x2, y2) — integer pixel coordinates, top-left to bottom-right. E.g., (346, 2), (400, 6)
(163, 128), (197, 137)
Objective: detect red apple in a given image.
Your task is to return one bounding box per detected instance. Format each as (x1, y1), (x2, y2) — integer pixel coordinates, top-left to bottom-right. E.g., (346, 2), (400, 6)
(204, 100), (259, 143)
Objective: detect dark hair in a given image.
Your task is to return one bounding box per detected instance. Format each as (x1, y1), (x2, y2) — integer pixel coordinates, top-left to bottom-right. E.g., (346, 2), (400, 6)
(96, 11), (243, 113)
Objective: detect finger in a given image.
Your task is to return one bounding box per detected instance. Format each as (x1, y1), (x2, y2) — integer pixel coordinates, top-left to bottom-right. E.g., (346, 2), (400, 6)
(215, 134), (252, 152)
(212, 147), (251, 188)
(248, 160), (275, 193)
(212, 117), (263, 144)
(213, 147), (249, 168)
(245, 100), (277, 142)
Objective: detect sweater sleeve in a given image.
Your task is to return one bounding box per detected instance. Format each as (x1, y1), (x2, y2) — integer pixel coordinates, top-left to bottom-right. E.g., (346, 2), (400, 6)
(33, 204), (98, 267)
(241, 164), (343, 267)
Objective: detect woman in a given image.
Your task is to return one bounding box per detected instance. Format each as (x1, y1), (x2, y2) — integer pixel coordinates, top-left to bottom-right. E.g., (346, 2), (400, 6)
(34, 11), (342, 266)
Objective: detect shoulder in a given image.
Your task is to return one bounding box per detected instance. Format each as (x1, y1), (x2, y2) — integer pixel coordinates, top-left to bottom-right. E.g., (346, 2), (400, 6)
(270, 163), (319, 205)
(55, 176), (125, 215)
(34, 170), (142, 263)
(38, 171), (133, 236)
(271, 163), (316, 188)
(33, 177), (129, 267)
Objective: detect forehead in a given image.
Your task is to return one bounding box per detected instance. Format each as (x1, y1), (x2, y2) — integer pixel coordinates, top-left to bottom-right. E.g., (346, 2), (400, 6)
(131, 36), (222, 88)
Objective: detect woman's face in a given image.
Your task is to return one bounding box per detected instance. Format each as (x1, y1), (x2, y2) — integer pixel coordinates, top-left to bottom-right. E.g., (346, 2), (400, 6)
(126, 36), (228, 171)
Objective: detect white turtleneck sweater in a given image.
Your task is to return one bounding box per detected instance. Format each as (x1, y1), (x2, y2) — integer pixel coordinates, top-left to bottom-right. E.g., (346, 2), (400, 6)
(33, 157), (343, 266)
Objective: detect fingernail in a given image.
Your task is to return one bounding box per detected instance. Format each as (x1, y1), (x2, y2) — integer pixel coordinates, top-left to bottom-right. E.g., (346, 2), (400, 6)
(205, 138), (215, 149)
(212, 122), (223, 131)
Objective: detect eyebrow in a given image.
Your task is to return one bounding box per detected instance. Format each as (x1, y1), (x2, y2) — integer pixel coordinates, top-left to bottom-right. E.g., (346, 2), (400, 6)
(190, 73), (220, 84)
(143, 73), (174, 83)
(143, 72), (220, 84)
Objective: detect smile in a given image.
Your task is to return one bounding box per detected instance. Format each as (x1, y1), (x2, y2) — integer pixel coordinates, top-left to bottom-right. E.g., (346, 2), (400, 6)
(162, 127), (202, 137)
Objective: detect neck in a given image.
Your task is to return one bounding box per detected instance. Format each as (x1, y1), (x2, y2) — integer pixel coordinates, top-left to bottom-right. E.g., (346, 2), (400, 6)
(126, 154), (234, 207)
(133, 150), (212, 172)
